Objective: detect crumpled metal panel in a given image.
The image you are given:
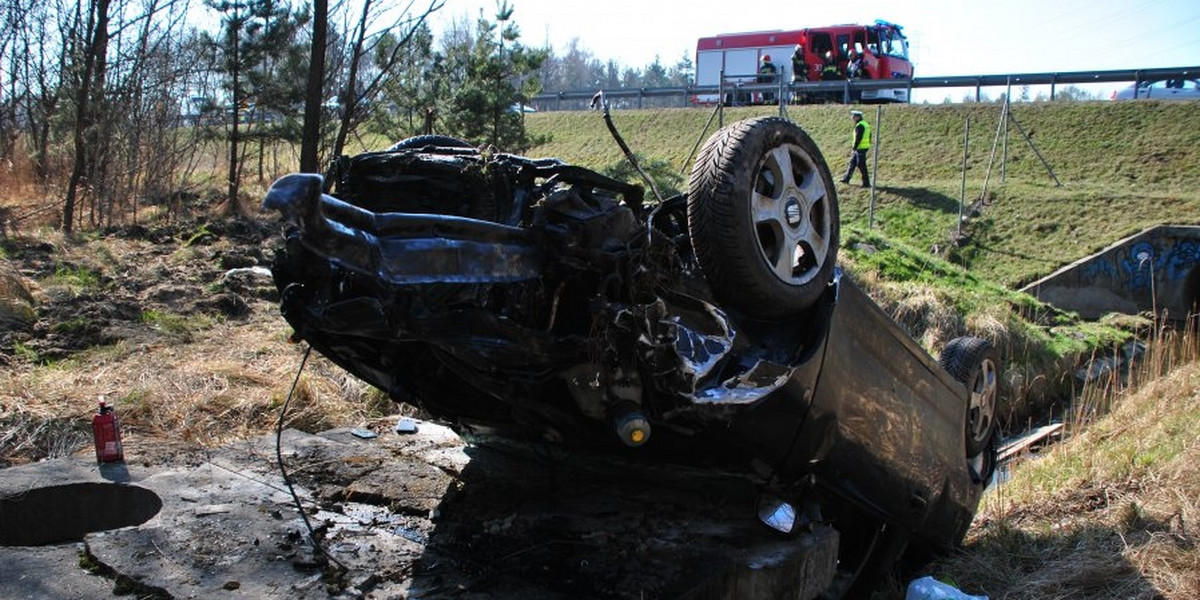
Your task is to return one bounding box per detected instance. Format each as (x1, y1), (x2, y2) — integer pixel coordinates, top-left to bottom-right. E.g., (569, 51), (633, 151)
(263, 173), (543, 284)
(655, 295), (797, 405)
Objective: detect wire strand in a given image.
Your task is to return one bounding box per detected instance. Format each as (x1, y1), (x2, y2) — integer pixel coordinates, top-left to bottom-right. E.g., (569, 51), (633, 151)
(275, 344), (349, 573)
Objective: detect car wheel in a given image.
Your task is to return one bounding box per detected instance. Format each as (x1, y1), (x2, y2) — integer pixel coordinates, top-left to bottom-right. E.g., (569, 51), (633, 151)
(938, 337), (1000, 456)
(687, 116), (839, 319)
(386, 134), (474, 152)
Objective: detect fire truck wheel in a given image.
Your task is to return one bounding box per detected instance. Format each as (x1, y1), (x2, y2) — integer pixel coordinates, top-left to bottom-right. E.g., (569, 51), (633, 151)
(687, 117), (839, 319)
(386, 135), (474, 152)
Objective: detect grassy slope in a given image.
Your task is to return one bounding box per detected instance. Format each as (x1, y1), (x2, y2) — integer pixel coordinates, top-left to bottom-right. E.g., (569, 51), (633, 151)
(529, 101), (1200, 416)
(526, 101), (1200, 287)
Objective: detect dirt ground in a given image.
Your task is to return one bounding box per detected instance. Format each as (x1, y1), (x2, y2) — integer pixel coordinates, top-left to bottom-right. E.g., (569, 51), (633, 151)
(0, 217), (384, 464)
(0, 219), (274, 367)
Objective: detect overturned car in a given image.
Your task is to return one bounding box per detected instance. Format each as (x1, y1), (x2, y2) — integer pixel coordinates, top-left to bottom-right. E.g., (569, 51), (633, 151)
(263, 115), (999, 597)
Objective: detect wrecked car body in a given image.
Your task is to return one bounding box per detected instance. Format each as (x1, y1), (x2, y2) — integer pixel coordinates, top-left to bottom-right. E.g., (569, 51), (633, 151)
(263, 117), (999, 596)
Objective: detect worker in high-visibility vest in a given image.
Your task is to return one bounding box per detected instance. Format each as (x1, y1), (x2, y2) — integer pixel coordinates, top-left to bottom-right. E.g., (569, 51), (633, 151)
(841, 109), (871, 187)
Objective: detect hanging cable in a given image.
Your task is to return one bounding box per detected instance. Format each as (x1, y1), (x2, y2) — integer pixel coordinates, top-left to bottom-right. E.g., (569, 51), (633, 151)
(275, 343), (349, 573)
(590, 90), (666, 206)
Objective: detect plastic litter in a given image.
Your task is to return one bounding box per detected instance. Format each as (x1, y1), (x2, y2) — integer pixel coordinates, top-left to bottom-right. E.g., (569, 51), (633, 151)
(350, 428), (377, 439)
(395, 417), (419, 434)
(906, 576), (988, 600)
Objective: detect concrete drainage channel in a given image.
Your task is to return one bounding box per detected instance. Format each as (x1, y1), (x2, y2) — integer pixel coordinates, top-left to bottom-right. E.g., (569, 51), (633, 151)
(0, 482), (162, 547)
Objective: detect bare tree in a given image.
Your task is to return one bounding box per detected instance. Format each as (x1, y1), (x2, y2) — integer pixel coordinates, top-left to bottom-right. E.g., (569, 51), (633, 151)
(299, 0), (326, 173)
(62, 0), (112, 233)
(328, 0), (443, 159)
(0, 0), (35, 169)
(104, 0), (195, 224)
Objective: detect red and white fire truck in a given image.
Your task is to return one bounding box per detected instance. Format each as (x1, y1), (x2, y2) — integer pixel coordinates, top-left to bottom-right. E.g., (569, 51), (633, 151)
(694, 20), (913, 104)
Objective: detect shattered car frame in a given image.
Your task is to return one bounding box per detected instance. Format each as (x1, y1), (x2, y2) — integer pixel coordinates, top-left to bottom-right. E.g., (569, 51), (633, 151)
(263, 116), (999, 596)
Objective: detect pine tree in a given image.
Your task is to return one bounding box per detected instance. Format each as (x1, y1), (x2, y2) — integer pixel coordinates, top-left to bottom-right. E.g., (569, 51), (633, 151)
(204, 0), (308, 212)
(437, 1), (545, 152)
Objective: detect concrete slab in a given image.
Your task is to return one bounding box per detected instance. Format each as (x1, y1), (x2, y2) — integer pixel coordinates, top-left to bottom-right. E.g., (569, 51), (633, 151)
(0, 423), (836, 599)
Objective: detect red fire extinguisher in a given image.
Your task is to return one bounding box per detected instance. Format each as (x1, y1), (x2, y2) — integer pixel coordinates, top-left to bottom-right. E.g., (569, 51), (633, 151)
(92, 398), (124, 463)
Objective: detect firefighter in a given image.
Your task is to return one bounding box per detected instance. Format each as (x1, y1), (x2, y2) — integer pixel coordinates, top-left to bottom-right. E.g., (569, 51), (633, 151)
(791, 45), (808, 104)
(846, 50), (864, 79)
(841, 109), (871, 187)
(758, 54), (778, 104)
(821, 51), (841, 80)
(791, 45), (808, 83)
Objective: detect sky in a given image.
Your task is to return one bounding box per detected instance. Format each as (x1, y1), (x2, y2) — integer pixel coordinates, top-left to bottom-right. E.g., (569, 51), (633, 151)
(429, 0), (1200, 100)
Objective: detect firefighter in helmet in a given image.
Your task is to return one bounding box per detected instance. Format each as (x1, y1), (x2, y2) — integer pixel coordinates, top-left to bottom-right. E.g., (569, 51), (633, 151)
(791, 45), (808, 82)
(791, 45), (808, 103)
(847, 50), (864, 79)
(821, 50), (841, 80)
(758, 54), (778, 104)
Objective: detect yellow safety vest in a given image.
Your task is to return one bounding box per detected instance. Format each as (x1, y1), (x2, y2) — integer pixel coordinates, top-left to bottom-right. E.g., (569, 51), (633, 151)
(854, 120), (872, 150)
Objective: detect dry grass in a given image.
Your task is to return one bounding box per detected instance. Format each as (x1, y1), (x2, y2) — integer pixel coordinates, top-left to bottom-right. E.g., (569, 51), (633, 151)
(0, 213), (399, 465)
(0, 305), (398, 464)
(927, 325), (1200, 599)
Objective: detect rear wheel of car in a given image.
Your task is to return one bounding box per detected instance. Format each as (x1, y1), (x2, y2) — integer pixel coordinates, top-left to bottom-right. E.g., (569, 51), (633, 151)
(938, 337), (1000, 456)
(687, 117), (839, 319)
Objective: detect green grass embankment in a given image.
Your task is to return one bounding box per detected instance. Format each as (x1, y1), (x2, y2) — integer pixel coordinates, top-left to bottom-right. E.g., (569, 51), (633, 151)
(526, 101), (1200, 287)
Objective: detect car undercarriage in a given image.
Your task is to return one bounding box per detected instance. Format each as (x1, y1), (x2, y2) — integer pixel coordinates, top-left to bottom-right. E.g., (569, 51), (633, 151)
(262, 112), (998, 598)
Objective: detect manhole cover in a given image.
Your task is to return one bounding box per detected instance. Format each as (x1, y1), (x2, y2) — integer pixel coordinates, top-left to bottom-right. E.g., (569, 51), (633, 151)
(0, 482), (162, 546)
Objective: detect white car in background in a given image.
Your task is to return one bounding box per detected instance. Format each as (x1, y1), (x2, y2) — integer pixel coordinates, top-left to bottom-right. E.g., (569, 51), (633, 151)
(1112, 78), (1200, 100)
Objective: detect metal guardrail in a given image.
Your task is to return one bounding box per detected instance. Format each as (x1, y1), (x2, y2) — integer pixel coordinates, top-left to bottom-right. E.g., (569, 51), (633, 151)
(531, 66), (1200, 108)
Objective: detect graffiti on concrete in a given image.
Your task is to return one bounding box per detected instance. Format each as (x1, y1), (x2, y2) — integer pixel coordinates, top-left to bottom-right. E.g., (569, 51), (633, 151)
(1164, 240), (1200, 282)
(1081, 257), (1118, 281)
(1022, 227), (1200, 320)
(1120, 241), (1157, 291)
(1097, 238), (1200, 292)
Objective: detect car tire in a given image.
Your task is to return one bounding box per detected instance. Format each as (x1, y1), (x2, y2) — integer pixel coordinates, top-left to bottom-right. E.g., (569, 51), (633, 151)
(687, 117), (839, 319)
(386, 134), (474, 152)
(938, 336), (1000, 456)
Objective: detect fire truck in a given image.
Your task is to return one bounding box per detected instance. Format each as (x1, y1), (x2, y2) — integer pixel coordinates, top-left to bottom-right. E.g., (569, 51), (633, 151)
(693, 20), (913, 105)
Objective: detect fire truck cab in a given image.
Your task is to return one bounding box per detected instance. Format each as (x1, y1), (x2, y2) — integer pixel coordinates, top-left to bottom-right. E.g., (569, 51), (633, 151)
(694, 20), (913, 105)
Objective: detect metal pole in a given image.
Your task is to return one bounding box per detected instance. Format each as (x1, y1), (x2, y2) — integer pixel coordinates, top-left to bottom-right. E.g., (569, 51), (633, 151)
(869, 105), (881, 228)
(979, 99), (1008, 204)
(778, 72), (786, 117)
(1008, 110), (1062, 186)
(958, 116), (970, 238)
(718, 70), (725, 128)
(1001, 94), (1010, 183)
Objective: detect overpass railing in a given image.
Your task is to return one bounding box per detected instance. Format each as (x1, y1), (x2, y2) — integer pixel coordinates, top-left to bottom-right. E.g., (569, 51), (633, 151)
(530, 66), (1200, 109)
